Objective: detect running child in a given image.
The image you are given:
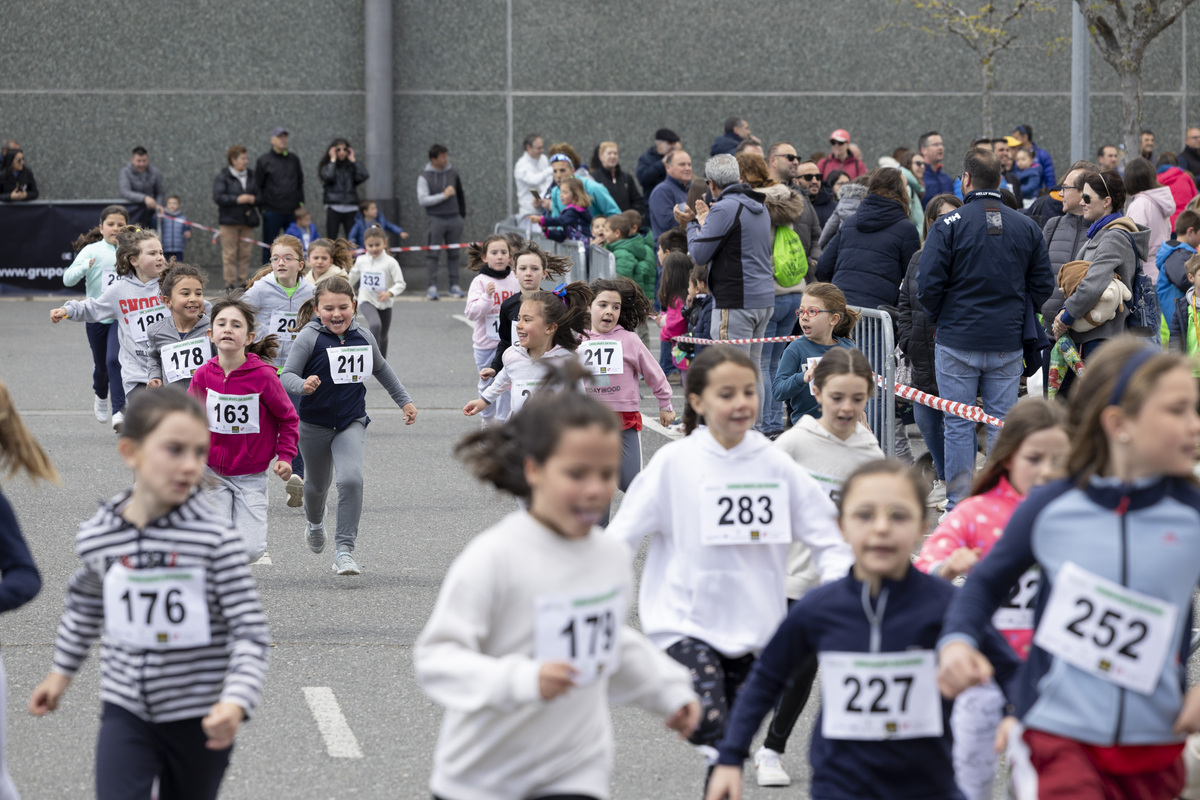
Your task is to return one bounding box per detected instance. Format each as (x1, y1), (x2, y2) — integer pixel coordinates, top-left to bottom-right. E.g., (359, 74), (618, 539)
(28, 388), (270, 800)
(188, 296), (299, 564)
(485, 242), (572, 382)
(939, 337), (1200, 799)
(63, 204), (128, 426)
(463, 234), (521, 426)
(464, 283), (592, 419)
(51, 227), (170, 427)
(582, 276), (673, 525)
(914, 397), (1068, 800)
(146, 263), (211, 389)
(704, 460), (1019, 800)
(772, 281), (859, 425)
(281, 277), (418, 576)
(347, 225), (406, 358)
(305, 237), (352, 286)
(752, 348), (885, 787)
(607, 345), (855, 781)
(416, 368), (699, 800)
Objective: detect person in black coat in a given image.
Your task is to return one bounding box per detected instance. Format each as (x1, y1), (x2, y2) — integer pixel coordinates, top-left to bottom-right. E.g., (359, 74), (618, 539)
(0, 150), (37, 201)
(213, 145), (262, 289)
(589, 142), (645, 217)
(635, 128), (680, 198)
(815, 168), (921, 310)
(255, 126), (304, 263)
(318, 138), (369, 239)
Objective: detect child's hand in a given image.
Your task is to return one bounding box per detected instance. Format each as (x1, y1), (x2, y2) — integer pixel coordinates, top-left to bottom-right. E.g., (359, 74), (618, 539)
(703, 765), (742, 800)
(994, 715), (1019, 753)
(302, 375), (321, 395)
(147, 379), (163, 389)
(937, 641), (993, 698)
(526, 215), (541, 223)
(49, 308), (68, 323)
(200, 701), (245, 750)
(273, 460), (293, 482)
(377, 291), (392, 303)
(538, 661), (577, 700)
(939, 547), (981, 582)
(485, 282), (496, 297)
(401, 403), (418, 425)
(400, 231), (409, 240)
(1174, 685), (1200, 734)
(665, 699), (700, 739)
(479, 368), (496, 381)
(28, 672), (71, 716)
(463, 399), (488, 417)
(659, 409), (676, 427)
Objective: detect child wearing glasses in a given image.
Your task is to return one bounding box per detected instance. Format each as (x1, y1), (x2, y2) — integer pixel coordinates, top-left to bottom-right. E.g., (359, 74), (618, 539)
(771, 282), (860, 424)
(347, 226), (406, 358)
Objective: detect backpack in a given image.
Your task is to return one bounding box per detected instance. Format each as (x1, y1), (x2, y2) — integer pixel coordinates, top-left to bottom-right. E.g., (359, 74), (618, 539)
(1119, 230), (1160, 336)
(772, 225), (807, 287)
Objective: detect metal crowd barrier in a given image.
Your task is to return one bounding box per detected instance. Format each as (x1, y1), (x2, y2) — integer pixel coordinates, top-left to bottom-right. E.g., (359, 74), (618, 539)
(848, 306), (896, 458)
(494, 217), (616, 283)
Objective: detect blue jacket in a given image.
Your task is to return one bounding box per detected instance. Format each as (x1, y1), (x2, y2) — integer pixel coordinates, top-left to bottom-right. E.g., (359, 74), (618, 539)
(922, 165), (956, 205)
(686, 183), (774, 310)
(684, 292), (715, 358)
(772, 336), (856, 423)
(636, 145), (667, 198)
(537, 205), (592, 243)
(1013, 165), (1043, 199)
(710, 130), (743, 156)
(718, 567), (1017, 800)
(1156, 239), (1196, 314)
(1031, 143), (1056, 191)
(160, 210), (189, 253)
(917, 190), (1054, 351)
(815, 194), (920, 310)
(348, 211), (404, 248)
(648, 176), (690, 240)
(941, 475), (1200, 747)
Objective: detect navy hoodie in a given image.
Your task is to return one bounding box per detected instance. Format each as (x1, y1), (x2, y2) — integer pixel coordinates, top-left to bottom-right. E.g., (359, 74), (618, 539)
(717, 566), (1018, 800)
(815, 194), (921, 310)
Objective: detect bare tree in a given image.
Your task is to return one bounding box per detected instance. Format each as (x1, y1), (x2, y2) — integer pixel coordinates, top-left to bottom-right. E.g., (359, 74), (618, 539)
(888, 1), (1060, 138)
(1075, 0), (1197, 158)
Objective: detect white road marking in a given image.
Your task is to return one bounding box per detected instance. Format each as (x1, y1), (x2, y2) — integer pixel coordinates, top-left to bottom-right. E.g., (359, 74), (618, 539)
(303, 687), (364, 758)
(252, 554), (272, 566)
(641, 413), (683, 441)
(452, 313), (473, 329)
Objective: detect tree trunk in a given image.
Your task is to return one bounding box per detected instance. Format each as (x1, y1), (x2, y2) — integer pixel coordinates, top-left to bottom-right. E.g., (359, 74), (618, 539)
(981, 56), (995, 139)
(1119, 63), (1143, 163)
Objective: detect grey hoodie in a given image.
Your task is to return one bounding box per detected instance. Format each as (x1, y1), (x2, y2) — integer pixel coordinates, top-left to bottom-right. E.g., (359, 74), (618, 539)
(241, 273), (315, 369)
(63, 273), (165, 392)
(1063, 217), (1152, 344)
(818, 181), (868, 250)
(686, 183), (775, 310)
(146, 312), (211, 386)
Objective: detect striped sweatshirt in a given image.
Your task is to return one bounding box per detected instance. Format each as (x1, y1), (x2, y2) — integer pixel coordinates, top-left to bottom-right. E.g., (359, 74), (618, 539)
(51, 490), (270, 723)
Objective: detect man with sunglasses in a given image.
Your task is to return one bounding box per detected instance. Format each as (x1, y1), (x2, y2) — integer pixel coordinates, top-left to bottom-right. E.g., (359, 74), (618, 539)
(817, 130), (865, 180)
(796, 159), (836, 228)
(768, 143), (822, 269)
(1038, 160), (1103, 361)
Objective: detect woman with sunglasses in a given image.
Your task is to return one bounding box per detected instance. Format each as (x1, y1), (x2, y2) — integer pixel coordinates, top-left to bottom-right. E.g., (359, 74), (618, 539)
(1049, 169), (1152, 397)
(318, 138), (369, 240)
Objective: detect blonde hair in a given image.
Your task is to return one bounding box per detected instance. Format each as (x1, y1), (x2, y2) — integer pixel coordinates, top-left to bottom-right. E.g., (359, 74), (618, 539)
(0, 381), (59, 483)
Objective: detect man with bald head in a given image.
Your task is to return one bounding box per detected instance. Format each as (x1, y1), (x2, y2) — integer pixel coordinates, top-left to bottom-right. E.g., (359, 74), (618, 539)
(648, 149), (693, 239)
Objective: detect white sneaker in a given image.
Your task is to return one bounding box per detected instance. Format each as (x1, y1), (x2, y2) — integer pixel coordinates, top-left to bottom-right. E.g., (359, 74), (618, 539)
(927, 479), (947, 509)
(112, 411), (124, 434)
(286, 474), (304, 508)
(94, 395), (107, 423)
(333, 549), (361, 575)
(754, 746), (791, 787)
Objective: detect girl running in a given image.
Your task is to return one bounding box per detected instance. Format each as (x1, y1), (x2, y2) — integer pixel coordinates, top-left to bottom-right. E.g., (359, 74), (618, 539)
(305, 237), (352, 286)
(705, 460), (1019, 800)
(464, 283), (592, 419)
(281, 277), (418, 576)
(582, 276), (674, 525)
(416, 368), (699, 800)
(146, 262), (211, 389)
(484, 242), (571, 384)
(772, 281), (859, 425)
(187, 297), (299, 564)
(940, 336), (1200, 800)
(62, 204), (128, 426)
(51, 227), (169, 428)
(27, 388), (270, 800)
(243, 234), (314, 508)
(753, 347), (885, 787)
(607, 345), (855, 780)
(346, 225), (406, 359)
(463, 235), (521, 425)
(914, 396), (1068, 800)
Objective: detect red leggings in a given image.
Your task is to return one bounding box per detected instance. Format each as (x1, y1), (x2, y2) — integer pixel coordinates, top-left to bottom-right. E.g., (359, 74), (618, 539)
(1023, 729), (1185, 800)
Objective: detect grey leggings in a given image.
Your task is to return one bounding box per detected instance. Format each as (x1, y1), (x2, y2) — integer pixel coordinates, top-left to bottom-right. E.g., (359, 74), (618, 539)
(0, 656), (17, 800)
(358, 304), (392, 359)
(600, 427), (642, 527)
(299, 418), (367, 553)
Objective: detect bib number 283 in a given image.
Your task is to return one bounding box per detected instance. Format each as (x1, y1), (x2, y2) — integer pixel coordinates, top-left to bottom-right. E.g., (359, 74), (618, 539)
(700, 482), (790, 545)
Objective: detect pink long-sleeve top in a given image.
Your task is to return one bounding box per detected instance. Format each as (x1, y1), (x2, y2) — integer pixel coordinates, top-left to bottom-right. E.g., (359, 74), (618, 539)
(659, 299), (686, 342)
(582, 326), (674, 414)
(463, 270), (521, 350)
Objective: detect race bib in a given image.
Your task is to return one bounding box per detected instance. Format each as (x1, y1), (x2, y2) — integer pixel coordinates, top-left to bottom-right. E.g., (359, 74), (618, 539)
(511, 320), (519, 344)
(993, 567), (1040, 632)
(1033, 561), (1178, 695)
(271, 311), (300, 342)
(820, 650), (943, 740)
(205, 390), (260, 434)
(128, 306), (166, 345)
(700, 481), (791, 545)
(485, 312), (501, 342)
(327, 345), (373, 384)
(512, 378), (541, 412)
(534, 586), (623, 686)
(102, 564), (212, 650)
(160, 339), (212, 384)
(101, 262), (117, 288)
(360, 271), (385, 293)
(580, 339), (624, 375)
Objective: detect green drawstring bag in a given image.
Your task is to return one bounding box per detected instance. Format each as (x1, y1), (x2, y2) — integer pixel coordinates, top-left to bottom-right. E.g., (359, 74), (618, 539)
(773, 225), (807, 288)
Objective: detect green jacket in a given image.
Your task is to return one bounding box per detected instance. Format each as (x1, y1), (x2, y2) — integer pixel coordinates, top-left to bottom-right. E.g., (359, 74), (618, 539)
(609, 236), (657, 300)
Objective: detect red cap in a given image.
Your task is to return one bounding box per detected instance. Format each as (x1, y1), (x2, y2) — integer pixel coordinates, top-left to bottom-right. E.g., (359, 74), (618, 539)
(830, 129), (850, 143)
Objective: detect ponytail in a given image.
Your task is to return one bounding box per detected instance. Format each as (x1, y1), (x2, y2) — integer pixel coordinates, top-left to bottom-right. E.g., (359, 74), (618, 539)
(526, 282), (593, 352)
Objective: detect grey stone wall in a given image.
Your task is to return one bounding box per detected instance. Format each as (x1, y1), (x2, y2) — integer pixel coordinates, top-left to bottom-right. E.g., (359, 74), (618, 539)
(3, 1), (1198, 286)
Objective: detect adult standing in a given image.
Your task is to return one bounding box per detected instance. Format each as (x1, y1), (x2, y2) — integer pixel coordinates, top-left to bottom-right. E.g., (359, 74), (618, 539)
(797, 159), (836, 228)
(917, 148), (1054, 508)
(647, 150), (693, 240)
(991, 137), (1025, 207)
(918, 132), (954, 203)
(817, 130), (866, 180)
(1011, 123), (1056, 191)
(1096, 144), (1121, 172)
(1140, 130), (1156, 161)
(1123, 157), (1175, 280)
(538, 151), (620, 219)
(0, 150), (37, 201)
(1178, 128), (1200, 182)
(513, 134), (552, 219)
(590, 141), (645, 215)
(318, 138), (368, 240)
(417, 144), (466, 300)
(212, 145), (262, 290)
(768, 142), (822, 270)
(1039, 160), (1101, 343)
(636, 128), (680, 198)
(710, 117), (750, 156)
(118, 146), (164, 227)
(255, 126), (305, 264)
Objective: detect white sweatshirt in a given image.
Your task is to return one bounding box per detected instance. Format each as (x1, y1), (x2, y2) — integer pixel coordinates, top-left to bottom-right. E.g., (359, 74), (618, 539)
(414, 511), (696, 800)
(347, 253), (406, 310)
(481, 344), (580, 408)
(607, 428), (855, 658)
(62, 273), (164, 392)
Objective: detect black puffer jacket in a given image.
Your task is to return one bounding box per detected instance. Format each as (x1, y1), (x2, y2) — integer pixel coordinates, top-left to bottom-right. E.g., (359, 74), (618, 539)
(319, 159), (369, 206)
(590, 164), (645, 216)
(212, 168), (261, 227)
(815, 193), (921, 310)
(897, 250), (937, 394)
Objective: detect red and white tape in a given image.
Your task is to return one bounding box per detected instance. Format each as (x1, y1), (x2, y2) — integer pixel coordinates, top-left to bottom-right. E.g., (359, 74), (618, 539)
(174, 218), (474, 253)
(672, 334), (802, 346)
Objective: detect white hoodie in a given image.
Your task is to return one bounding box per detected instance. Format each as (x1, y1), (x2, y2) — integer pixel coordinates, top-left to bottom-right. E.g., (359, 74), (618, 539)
(481, 344), (580, 410)
(608, 428), (855, 657)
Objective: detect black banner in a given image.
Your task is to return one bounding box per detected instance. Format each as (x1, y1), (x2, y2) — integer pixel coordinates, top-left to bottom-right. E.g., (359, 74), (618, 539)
(0, 200), (131, 294)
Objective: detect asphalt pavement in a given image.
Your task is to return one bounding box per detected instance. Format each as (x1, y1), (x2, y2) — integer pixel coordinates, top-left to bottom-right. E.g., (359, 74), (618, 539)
(0, 296), (824, 800)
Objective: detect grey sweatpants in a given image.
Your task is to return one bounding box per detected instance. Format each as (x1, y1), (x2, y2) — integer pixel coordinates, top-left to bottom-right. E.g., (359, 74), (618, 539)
(0, 656), (18, 800)
(299, 418), (367, 553)
(358, 304), (393, 359)
(204, 468), (269, 563)
(600, 427), (642, 527)
(426, 214), (463, 289)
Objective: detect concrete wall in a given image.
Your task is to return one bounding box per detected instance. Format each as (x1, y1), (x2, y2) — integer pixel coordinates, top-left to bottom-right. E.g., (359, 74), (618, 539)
(3, 1), (1198, 285)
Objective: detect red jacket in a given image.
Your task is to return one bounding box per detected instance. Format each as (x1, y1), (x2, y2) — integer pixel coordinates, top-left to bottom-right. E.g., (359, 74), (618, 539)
(817, 154), (866, 180)
(188, 352), (299, 477)
(1158, 165), (1199, 227)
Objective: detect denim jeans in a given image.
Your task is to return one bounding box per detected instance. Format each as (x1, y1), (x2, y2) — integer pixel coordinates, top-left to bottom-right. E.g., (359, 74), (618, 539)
(935, 344), (1022, 508)
(760, 294), (801, 433)
(912, 401), (945, 481)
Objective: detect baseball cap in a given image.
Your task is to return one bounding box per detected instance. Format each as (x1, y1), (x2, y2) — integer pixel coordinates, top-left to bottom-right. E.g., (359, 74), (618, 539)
(655, 128), (680, 143)
(1003, 135), (1021, 147)
(269, 126), (288, 138)
(830, 129), (850, 143)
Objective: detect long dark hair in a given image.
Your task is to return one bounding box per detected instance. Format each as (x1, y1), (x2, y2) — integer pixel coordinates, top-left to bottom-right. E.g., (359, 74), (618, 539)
(318, 137), (351, 171)
(522, 283), (592, 352)
(971, 396), (1066, 496)
(590, 276), (651, 331)
(658, 252), (692, 309)
(683, 345), (759, 435)
(72, 205), (128, 252)
(1122, 157), (1162, 196)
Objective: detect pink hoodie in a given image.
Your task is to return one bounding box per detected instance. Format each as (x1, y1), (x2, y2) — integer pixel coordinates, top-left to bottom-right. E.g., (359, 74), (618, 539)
(464, 270), (521, 350)
(188, 352), (299, 477)
(582, 326), (674, 413)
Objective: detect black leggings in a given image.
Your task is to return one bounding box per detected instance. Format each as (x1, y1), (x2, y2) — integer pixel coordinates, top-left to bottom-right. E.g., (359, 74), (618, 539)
(665, 637), (755, 747)
(762, 651), (819, 753)
(326, 208), (358, 240)
(95, 702), (232, 800)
